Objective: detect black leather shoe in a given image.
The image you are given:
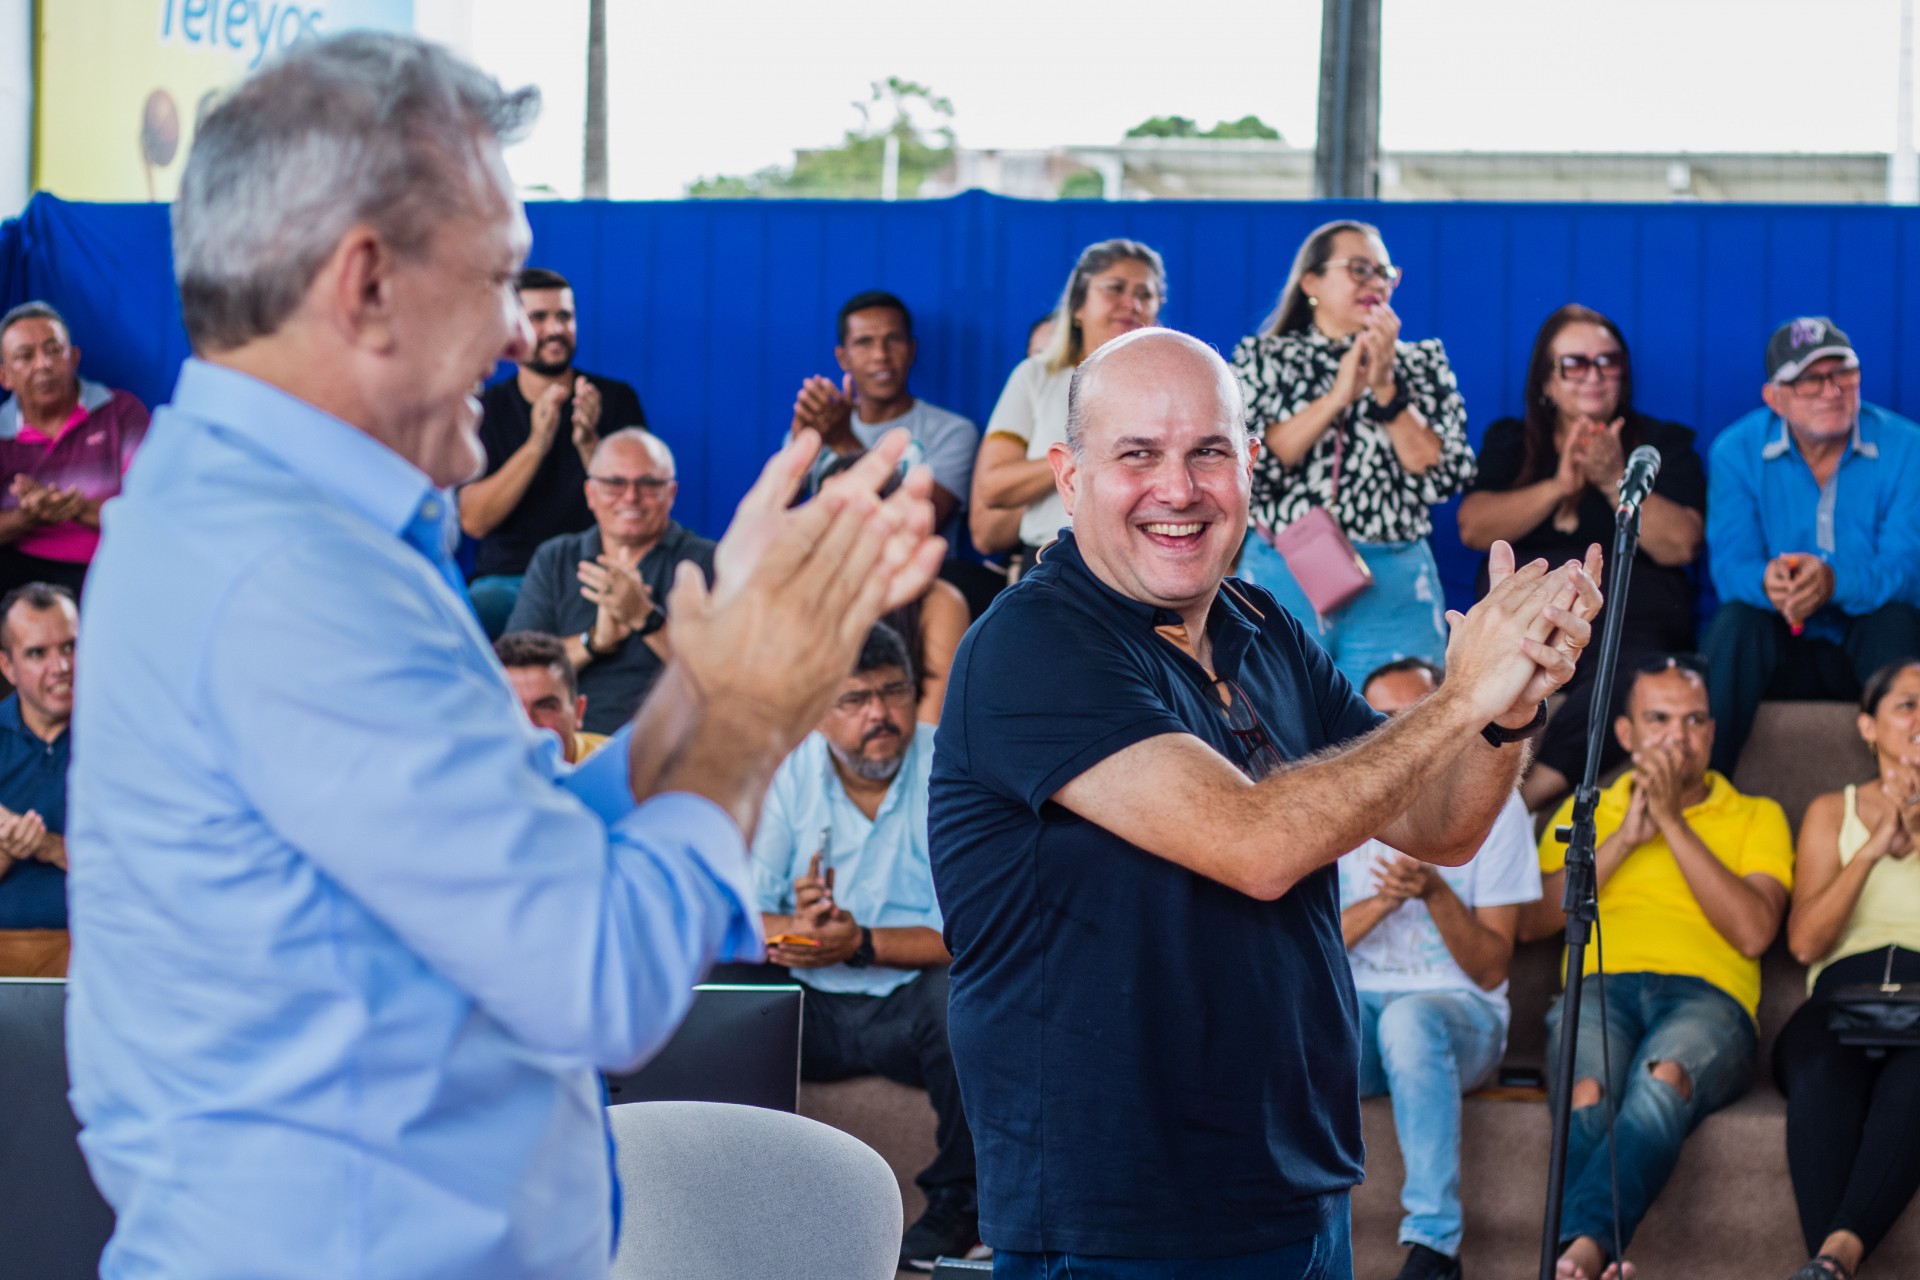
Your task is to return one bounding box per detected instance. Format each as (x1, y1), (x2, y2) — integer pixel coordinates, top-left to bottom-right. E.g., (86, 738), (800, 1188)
(899, 1191), (979, 1272)
(1395, 1242), (1464, 1280)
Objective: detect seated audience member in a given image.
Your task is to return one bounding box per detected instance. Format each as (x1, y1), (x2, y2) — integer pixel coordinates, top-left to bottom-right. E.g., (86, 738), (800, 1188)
(1703, 316), (1920, 774)
(1339, 658), (1542, 1280)
(492, 631), (608, 764)
(0, 302), (150, 598)
(1528, 657), (1793, 1280)
(790, 290), (980, 531)
(0, 584), (76, 930)
(1776, 660), (1920, 1280)
(1458, 305), (1705, 810)
(504, 429), (713, 734)
(459, 268), (646, 637)
(752, 623), (978, 1270)
(969, 239), (1166, 564)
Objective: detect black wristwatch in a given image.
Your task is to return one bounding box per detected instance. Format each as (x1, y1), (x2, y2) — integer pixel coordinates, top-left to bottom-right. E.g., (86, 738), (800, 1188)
(635, 605), (667, 638)
(844, 926), (876, 969)
(1364, 388), (1410, 423)
(580, 628), (618, 658)
(1481, 701), (1549, 748)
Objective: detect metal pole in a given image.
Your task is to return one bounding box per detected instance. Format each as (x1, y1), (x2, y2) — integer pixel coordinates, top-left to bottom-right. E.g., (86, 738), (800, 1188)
(1314, 0), (1381, 199)
(1894, 0), (1917, 203)
(583, 0), (609, 199)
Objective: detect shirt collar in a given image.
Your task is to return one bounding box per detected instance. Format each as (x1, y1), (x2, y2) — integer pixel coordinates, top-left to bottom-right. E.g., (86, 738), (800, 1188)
(1036, 531), (1261, 678)
(169, 358), (446, 542)
(0, 378), (114, 440)
(0, 693), (26, 739)
(1759, 410), (1879, 463)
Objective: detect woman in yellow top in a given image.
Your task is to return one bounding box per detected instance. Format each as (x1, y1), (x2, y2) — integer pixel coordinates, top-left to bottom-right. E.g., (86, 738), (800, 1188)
(1776, 660), (1920, 1280)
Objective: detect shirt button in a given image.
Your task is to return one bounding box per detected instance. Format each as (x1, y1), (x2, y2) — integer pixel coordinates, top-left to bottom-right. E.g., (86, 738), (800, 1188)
(421, 499), (441, 521)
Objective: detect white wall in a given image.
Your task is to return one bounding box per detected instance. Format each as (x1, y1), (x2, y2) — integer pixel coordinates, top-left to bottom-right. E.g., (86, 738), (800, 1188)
(0, 0), (30, 219)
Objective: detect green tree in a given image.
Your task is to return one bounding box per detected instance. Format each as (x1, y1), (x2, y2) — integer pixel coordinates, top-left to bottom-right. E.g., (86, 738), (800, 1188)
(686, 77), (956, 199)
(1122, 113), (1282, 142)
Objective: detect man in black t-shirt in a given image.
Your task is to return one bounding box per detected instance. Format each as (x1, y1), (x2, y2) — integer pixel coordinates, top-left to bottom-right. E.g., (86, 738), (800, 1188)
(929, 329), (1603, 1278)
(458, 267), (645, 637)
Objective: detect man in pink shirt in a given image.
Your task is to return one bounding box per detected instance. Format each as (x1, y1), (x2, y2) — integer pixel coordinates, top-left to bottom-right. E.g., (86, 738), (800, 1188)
(0, 302), (150, 597)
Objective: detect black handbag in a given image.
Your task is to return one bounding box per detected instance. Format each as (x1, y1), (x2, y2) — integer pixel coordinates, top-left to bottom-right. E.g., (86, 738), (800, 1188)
(1825, 947), (1920, 1048)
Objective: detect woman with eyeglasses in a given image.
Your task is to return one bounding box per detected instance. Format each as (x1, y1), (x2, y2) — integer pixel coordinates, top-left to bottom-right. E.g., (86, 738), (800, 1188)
(968, 239), (1165, 566)
(1231, 219), (1476, 688)
(1458, 304), (1707, 810)
(1774, 660), (1920, 1280)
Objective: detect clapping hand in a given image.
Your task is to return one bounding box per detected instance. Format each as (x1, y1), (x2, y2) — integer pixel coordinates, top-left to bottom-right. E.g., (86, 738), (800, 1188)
(1373, 852), (1438, 902)
(12, 475), (86, 526)
(1573, 416), (1628, 491)
(790, 374), (858, 452)
(1630, 742), (1687, 828)
(578, 555), (653, 632)
(0, 807), (47, 864)
(1615, 781), (1658, 850)
(1443, 540), (1604, 731)
(570, 377), (603, 465)
(1877, 761), (1920, 858)
(1359, 304), (1401, 403)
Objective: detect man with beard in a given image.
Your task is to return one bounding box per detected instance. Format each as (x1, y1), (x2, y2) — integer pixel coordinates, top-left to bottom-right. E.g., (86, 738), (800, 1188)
(459, 267), (646, 635)
(752, 621), (978, 1271)
(0, 302), (149, 599)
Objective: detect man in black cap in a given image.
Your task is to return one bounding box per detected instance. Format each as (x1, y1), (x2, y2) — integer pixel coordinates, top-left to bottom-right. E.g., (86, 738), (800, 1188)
(1702, 316), (1920, 772)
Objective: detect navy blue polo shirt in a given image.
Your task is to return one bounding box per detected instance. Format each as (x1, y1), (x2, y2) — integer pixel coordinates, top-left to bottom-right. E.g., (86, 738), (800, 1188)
(929, 531), (1385, 1259)
(0, 692), (71, 929)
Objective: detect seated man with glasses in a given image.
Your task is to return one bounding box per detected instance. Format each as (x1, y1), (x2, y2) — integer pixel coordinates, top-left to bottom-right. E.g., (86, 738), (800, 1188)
(750, 621), (979, 1271)
(1703, 316), (1920, 773)
(504, 428), (714, 733)
(1525, 656), (1793, 1280)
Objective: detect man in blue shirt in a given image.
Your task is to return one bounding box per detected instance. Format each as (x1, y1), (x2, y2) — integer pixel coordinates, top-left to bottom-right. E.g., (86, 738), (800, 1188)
(931, 328), (1602, 1277)
(67, 33), (945, 1280)
(752, 621), (976, 1270)
(1703, 317), (1920, 773)
(0, 582), (75, 930)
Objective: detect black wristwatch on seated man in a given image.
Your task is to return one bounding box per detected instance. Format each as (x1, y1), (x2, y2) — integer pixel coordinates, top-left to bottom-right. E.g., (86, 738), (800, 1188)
(844, 927), (876, 969)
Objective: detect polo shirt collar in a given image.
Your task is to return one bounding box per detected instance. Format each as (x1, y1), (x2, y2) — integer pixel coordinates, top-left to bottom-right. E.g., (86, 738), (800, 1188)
(1759, 411), (1878, 463)
(1038, 531), (1261, 678)
(0, 692), (67, 748)
(170, 358), (446, 544)
(0, 378), (114, 440)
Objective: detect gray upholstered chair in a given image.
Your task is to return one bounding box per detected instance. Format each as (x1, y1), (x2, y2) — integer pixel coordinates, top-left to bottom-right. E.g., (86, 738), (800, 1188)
(607, 1099), (902, 1280)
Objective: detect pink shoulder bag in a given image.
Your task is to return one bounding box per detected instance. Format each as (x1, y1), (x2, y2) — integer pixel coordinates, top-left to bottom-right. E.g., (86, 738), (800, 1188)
(1259, 419), (1372, 616)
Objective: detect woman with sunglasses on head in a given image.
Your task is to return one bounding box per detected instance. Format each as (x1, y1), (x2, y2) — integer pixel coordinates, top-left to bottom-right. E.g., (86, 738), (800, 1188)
(1458, 304), (1706, 810)
(1231, 220), (1476, 689)
(969, 239), (1166, 568)
(1774, 660), (1920, 1280)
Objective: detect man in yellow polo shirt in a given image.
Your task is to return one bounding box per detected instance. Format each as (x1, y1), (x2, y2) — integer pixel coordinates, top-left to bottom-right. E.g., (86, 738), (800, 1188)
(1528, 656), (1793, 1280)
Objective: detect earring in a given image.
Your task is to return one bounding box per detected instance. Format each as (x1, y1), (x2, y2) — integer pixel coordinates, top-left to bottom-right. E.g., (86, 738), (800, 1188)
(1307, 296), (1319, 308)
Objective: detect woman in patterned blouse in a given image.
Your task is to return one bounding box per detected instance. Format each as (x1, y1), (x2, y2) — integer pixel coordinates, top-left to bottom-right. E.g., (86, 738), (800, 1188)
(1231, 219), (1476, 687)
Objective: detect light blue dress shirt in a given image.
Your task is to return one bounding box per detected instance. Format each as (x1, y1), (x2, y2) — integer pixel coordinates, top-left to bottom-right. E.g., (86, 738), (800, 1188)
(751, 726), (940, 997)
(1708, 402), (1920, 644)
(67, 359), (762, 1280)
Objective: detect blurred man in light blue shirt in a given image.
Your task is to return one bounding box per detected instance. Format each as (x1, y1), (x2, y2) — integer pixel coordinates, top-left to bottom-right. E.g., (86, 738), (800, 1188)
(752, 621), (975, 1269)
(65, 33), (944, 1280)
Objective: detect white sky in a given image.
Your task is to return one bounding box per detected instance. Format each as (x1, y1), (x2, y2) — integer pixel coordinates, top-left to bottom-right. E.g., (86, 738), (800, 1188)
(464, 0), (1911, 199)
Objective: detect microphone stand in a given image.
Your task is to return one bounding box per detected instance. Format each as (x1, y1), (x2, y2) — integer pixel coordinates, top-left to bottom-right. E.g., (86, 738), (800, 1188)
(1537, 500), (1643, 1280)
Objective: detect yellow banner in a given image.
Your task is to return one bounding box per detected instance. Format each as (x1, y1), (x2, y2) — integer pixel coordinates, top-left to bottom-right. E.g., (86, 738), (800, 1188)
(33, 0), (415, 202)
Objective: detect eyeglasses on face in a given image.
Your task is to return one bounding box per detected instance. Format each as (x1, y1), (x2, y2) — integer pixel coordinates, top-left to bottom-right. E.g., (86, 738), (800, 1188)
(1319, 257), (1401, 287)
(588, 474), (673, 496)
(1783, 367), (1861, 399)
(1555, 352), (1625, 381)
(832, 680), (917, 714)
(1090, 277), (1163, 307)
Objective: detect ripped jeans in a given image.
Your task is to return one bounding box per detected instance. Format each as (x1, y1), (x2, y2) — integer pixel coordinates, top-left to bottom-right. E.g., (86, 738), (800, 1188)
(1544, 972), (1755, 1250)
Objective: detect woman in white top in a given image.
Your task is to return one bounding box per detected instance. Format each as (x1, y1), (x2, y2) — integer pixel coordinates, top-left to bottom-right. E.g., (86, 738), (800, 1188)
(967, 239), (1166, 561)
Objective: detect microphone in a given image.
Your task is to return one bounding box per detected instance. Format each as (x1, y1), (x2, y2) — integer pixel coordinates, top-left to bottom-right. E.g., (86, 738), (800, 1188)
(1615, 445), (1661, 516)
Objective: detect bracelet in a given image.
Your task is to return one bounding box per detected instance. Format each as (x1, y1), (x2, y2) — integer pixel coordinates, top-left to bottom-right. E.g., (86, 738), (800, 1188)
(1363, 389), (1410, 423)
(1481, 701), (1549, 748)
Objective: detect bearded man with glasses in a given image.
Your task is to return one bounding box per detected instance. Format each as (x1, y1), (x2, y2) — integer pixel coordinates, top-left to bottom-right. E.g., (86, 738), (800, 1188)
(1703, 316), (1920, 774)
(506, 427), (714, 732)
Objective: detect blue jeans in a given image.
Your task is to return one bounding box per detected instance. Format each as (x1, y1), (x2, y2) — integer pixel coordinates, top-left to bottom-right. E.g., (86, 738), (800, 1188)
(1544, 972), (1755, 1249)
(993, 1194), (1351, 1279)
(1238, 534), (1448, 691)
(466, 573), (524, 640)
(1355, 989), (1507, 1257)
(0, 859), (67, 929)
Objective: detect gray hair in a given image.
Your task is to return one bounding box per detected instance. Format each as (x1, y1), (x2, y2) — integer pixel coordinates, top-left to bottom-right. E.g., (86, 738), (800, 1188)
(0, 301), (69, 346)
(172, 32), (540, 352)
(1063, 328), (1246, 459)
(593, 427), (676, 479)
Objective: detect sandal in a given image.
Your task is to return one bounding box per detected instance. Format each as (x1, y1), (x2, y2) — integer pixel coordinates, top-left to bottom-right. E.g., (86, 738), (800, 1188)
(1791, 1257), (1853, 1280)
